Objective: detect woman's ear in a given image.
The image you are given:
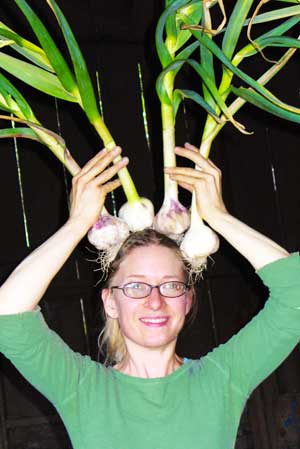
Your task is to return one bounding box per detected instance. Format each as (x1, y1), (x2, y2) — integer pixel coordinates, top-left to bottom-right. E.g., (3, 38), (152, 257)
(185, 289), (193, 316)
(101, 288), (119, 319)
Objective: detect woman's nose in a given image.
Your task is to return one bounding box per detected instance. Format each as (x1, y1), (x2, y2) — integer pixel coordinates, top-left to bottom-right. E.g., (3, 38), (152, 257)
(145, 287), (165, 310)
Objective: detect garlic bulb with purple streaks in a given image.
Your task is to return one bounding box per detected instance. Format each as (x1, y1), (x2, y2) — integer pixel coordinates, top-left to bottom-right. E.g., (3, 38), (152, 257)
(154, 198), (190, 241)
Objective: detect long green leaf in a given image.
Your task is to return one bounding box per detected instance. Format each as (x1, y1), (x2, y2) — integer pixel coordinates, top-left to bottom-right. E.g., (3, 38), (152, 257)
(242, 5), (300, 27)
(46, 0), (101, 125)
(155, 0), (189, 66)
(0, 98), (18, 114)
(231, 86), (300, 124)
(0, 127), (40, 141)
(220, 5), (300, 36)
(199, 3), (216, 109)
(175, 1), (203, 51)
(14, 0), (78, 96)
(0, 72), (37, 121)
(235, 15), (300, 60)
(166, 9), (178, 47)
(174, 88), (221, 122)
(0, 114), (66, 145)
(0, 22), (53, 72)
(218, 15), (300, 109)
(249, 35), (300, 52)
(0, 38), (14, 49)
(156, 60), (185, 104)
(157, 57), (247, 131)
(176, 40), (200, 60)
(183, 20), (300, 114)
(0, 52), (77, 102)
(187, 58), (247, 131)
(222, 0), (254, 59)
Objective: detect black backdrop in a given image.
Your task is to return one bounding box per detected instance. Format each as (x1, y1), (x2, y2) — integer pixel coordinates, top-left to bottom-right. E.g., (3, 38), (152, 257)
(0, 1), (300, 448)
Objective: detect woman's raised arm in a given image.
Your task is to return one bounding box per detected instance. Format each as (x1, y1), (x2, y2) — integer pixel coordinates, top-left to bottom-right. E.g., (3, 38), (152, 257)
(164, 143), (289, 270)
(0, 147), (128, 314)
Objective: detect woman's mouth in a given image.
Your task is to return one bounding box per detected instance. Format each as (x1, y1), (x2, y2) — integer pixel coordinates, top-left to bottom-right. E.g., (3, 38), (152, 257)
(139, 317), (169, 327)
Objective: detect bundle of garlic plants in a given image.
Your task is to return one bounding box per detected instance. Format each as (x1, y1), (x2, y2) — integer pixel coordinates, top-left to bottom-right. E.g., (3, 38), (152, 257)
(155, 0), (300, 272)
(0, 0), (155, 262)
(0, 72), (131, 264)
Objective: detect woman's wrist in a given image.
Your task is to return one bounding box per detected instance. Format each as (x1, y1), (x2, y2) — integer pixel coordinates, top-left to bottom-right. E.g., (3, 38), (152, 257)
(65, 215), (93, 241)
(204, 209), (231, 233)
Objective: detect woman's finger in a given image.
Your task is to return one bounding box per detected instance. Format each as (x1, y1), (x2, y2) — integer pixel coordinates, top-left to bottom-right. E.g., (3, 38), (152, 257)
(175, 180), (194, 193)
(165, 166), (210, 180)
(78, 148), (107, 175)
(175, 145), (219, 175)
(102, 179), (122, 194)
(168, 172), (208, 187)
(76, 147), (122, 180)
(184, 142), (199, 152)
(93, 157), (129, 186)
(181, 142), (221, 174)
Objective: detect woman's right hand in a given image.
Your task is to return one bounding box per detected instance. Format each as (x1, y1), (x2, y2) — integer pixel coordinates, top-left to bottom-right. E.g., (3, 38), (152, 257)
(69, 147), (128, 232)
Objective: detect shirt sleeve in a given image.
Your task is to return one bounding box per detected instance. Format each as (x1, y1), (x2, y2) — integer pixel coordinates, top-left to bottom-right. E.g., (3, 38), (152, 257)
(206, 252), (300, 398)
(0, 307), (92, 408)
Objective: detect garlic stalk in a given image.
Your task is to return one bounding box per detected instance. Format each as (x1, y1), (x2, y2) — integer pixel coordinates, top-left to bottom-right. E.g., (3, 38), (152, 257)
(154, 10), (191, 240)
(154, 123), (190, 240)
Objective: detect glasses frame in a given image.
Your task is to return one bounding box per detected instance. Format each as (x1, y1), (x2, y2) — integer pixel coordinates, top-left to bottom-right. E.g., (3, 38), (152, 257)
(110, 281), (190, 299)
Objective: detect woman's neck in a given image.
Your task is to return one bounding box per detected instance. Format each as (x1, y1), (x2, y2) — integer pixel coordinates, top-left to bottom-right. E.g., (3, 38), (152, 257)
(113, 344), (183, 378)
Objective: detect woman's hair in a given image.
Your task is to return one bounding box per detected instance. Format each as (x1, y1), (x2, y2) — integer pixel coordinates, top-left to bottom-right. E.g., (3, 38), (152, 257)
(99, 228), (197, 365)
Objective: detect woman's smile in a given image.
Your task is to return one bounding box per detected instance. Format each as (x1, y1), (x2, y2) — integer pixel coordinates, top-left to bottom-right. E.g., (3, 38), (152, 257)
(139, 316), (170, 327)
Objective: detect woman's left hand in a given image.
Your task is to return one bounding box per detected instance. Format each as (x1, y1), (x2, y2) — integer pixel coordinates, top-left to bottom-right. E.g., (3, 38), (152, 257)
(165, 143), (289, 268)
(164, 142), (228, 227)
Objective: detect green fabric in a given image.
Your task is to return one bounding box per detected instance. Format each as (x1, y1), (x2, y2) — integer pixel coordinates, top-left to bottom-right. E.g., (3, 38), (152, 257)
(1, 253), (300, 449)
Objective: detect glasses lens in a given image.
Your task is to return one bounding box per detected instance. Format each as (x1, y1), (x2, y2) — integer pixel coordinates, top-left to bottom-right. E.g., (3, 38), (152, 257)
(124, 282), (150, 298)
(160, 281), (186, 297)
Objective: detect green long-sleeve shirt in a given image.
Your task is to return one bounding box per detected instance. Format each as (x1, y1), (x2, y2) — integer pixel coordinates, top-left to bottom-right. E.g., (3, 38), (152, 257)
(0, 254), (300, 449)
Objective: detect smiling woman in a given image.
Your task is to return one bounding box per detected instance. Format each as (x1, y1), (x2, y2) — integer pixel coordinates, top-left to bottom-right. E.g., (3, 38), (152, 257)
(0, 143), (300, 449)
(100, 231), (193, 374)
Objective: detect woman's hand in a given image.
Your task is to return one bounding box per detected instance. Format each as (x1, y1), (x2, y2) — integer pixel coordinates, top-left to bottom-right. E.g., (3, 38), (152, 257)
(69, 147), (128, 232)
(165, 143), (289, 268)
(164, 143), (227, 227)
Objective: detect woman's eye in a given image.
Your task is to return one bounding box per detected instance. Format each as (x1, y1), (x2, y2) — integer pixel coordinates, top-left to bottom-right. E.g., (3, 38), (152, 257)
(165, 282), (180, 289)
(128, 283), (145, 290)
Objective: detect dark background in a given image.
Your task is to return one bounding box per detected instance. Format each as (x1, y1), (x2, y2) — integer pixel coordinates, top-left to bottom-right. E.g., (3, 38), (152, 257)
(0, 1), (300, 448)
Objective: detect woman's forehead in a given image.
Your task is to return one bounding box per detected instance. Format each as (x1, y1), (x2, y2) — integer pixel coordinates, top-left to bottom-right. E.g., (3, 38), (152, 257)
(114, 244), (185, 280)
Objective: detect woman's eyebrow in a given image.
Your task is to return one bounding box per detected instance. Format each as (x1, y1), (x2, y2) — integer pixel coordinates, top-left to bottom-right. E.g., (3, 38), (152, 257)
(124, 275), (184, 281)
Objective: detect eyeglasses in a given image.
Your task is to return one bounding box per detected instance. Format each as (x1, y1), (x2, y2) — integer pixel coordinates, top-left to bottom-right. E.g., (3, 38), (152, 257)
(110, 281), (190, 299)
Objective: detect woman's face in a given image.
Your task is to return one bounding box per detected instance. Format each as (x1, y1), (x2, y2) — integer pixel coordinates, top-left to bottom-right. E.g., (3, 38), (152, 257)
(102, 245), (192, 353)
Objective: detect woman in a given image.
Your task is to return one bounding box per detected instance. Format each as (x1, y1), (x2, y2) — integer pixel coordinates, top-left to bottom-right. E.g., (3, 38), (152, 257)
(0, 143), (299, 449)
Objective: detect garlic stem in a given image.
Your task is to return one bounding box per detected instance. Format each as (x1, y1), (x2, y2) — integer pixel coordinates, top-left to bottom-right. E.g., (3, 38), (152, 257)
(92, 117), (140, 204)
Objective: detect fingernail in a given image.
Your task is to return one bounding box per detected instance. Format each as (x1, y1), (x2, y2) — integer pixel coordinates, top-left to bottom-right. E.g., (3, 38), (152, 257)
(112, 146), (121, 154)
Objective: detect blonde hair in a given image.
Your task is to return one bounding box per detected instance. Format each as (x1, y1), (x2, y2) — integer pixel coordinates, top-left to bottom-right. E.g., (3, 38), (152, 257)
(99, 228), (196, 365)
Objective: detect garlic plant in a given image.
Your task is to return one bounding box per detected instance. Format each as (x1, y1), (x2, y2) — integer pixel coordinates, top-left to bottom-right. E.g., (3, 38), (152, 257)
(0, 0), (154, 232)
(0, 69), (130, 258)
(154, 0), (201, 241)
(156, 0), (300, 271)
(1, 0), (300, 272)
